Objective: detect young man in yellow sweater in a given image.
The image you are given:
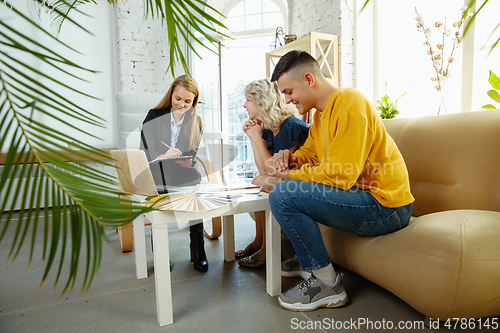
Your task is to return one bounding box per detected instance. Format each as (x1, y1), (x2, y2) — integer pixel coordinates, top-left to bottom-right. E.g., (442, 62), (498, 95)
(269, 50), (415, 311)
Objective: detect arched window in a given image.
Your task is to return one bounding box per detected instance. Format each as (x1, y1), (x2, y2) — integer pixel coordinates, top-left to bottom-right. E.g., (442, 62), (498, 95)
(225, 0), (286, 34)
(192, 0), (288, 183)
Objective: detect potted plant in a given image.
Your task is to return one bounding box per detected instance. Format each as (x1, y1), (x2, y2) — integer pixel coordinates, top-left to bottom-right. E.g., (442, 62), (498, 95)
(376, 92), (407, 119)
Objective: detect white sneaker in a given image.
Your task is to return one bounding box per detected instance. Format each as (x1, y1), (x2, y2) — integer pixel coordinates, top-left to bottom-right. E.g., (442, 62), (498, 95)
(279, 273), (348, 311)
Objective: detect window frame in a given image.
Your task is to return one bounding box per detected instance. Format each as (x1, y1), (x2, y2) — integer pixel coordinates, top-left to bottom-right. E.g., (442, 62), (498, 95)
(189, 0), (288, 183)
(353, 0), (493, 116)
(223, 0), (288, 38)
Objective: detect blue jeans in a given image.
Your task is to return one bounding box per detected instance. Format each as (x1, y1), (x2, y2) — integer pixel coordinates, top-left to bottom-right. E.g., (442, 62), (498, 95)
(269, 180), (413, 271)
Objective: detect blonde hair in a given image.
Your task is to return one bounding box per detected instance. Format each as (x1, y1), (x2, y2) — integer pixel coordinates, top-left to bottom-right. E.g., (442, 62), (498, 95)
(243, 78), (298, 132)
(155, 75), (201, 150)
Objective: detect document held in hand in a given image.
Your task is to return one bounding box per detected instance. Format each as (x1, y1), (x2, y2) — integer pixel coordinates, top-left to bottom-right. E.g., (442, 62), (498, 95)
(148, 155), (193, 165)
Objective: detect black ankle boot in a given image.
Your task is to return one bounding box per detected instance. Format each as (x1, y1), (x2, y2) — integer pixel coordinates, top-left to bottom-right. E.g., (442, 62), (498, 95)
(189, 224), (208, 272)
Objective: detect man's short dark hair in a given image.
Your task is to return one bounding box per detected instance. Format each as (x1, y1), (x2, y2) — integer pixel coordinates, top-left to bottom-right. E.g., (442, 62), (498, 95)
(270, 50), (319, 82)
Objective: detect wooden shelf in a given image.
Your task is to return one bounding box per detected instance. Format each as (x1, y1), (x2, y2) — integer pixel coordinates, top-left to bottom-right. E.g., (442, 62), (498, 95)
(266, 31), (339, 86)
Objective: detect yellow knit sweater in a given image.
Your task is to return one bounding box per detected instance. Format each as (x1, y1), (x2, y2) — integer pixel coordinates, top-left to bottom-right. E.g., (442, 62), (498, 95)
(290, 88), (414, 208)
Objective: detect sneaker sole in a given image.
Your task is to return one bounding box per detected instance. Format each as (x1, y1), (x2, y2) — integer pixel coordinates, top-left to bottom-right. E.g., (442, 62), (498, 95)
(278, 291), (348, 312)
(281, 270), (312, 280)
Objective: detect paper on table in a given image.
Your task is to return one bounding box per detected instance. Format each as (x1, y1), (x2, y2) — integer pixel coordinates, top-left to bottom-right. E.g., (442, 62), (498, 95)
(199, 184), (261, 195)
(149, 155), (193, 165)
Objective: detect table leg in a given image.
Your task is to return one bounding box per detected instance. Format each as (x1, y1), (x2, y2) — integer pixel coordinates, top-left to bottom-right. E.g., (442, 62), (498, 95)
(133, 212), (148, 279)
(223, 215), (235, 262)
(151, 212), (173, 326)
(118, 194), (133, 253)
(117, 222), (133, 252)
(265, 209), (281, 296)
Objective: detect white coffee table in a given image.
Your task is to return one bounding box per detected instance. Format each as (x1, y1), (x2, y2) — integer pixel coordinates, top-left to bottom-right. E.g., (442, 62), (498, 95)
(131, 192), (281, 326)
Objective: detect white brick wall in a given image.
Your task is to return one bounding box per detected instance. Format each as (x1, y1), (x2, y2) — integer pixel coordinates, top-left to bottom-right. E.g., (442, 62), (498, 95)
(115, 0), (354, 92)
(113, 0), (355, 141)
(115, 1), (188, 143)
(291, 0), (354, 87)
(116, 0), (184, 94)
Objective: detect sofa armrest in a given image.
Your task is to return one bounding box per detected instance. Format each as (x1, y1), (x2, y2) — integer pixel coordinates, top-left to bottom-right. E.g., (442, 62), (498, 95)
(320, 210), (500, 319)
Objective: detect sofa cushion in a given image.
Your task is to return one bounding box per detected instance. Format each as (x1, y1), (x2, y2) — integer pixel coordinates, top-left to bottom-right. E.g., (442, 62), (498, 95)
(320, 209), (500, 319)
(383, 111), (500, 217)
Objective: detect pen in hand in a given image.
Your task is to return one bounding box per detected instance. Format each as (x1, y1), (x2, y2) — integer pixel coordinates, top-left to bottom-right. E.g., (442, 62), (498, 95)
(161, 141), (182, 157)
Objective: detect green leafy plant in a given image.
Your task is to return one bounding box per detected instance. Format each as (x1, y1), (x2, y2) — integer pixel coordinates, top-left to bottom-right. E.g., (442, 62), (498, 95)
(0, 0), (228, 294)
(482, 70), (500, 109)
(376, 92), (407, 119)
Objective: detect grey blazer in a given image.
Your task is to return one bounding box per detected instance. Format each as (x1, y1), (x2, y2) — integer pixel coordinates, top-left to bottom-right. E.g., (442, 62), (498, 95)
(140, 107), (202, 188)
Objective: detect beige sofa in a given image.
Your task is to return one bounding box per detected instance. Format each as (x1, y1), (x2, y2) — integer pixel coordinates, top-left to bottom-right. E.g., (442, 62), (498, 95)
(320, 110), (500, 320)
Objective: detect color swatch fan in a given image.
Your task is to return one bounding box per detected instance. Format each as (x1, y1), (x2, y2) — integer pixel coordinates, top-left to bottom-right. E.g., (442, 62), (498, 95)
(143, 191), (238, 212)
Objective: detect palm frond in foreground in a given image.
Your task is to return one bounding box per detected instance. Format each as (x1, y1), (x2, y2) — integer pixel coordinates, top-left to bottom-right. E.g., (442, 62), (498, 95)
(0, 2), (153, 295)
(144, 0), (231, 76)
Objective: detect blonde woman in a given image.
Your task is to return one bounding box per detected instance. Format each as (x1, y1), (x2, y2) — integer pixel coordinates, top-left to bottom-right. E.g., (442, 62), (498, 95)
(237, 78), (309, 267)
(140, 75), (208, 272)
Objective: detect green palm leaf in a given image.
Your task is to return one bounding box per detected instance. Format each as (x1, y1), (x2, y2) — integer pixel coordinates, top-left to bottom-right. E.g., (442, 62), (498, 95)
(360, 0), (370, 12)
(144, 0), (231, 77)
(0, 2), (153, 295)
(1, 0), (229, 295)
(48, 0), (96, 35)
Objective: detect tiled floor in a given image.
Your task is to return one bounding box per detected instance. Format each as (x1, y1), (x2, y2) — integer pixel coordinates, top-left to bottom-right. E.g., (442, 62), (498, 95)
(0, 212), (497, 332)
